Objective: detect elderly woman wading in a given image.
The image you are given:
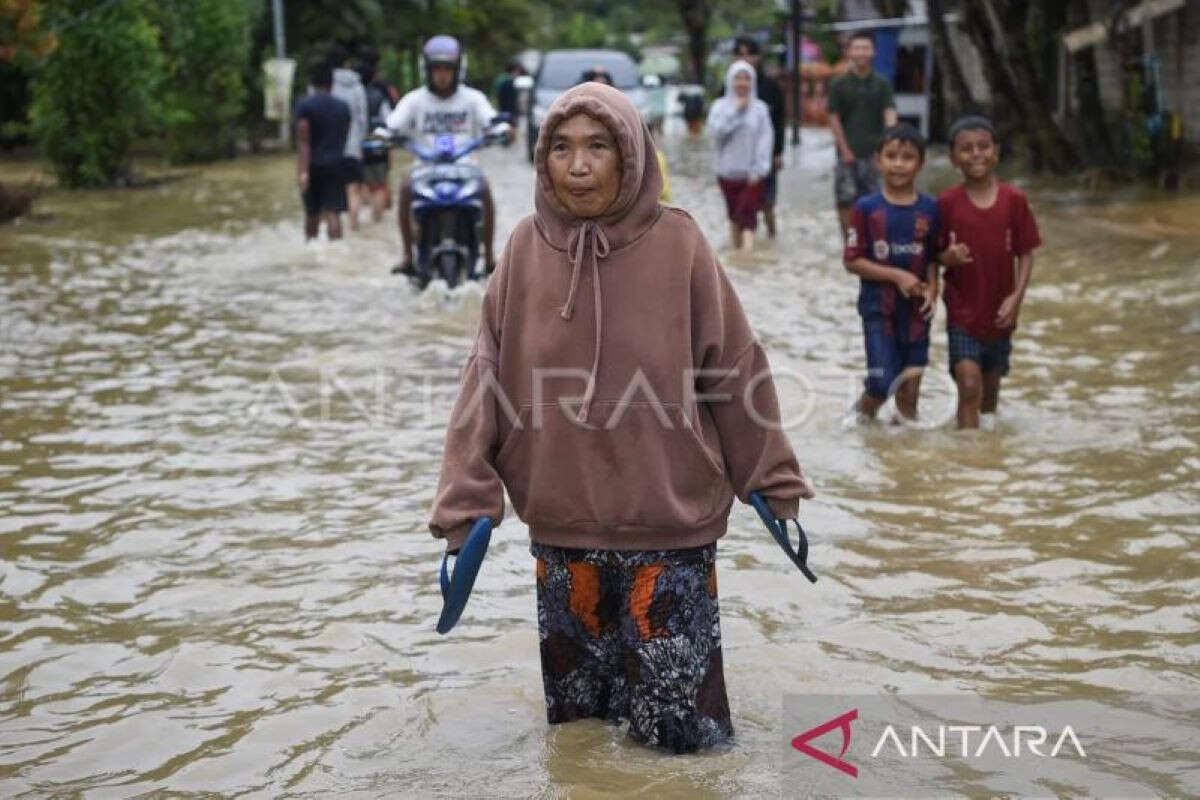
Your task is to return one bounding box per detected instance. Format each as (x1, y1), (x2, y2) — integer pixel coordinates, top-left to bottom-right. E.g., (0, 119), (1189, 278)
(429, 83), (813, 753)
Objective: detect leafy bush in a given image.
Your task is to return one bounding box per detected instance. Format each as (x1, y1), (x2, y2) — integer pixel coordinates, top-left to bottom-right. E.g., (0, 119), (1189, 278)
(30, 0), (162, 187)
(153, 0), (250, 163)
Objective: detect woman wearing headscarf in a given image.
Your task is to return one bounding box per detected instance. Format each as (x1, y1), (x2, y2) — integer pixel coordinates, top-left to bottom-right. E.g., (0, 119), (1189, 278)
(429, 82), (812, 753)
(707, 60), (774, 254)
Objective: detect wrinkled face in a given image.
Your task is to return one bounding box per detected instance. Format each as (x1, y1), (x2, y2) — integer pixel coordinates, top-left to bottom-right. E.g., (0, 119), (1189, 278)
(950, 128), (999, 180)
(876, 138), (923, 190)
(547, 113), (622, 218)
(732, 71), (752, 98)
(430, 64), (455, 94)
(848, 38), (875, 71)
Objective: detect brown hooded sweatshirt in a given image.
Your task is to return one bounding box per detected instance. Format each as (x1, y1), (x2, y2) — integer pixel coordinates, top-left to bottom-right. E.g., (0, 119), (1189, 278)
(429, 82), (812, 551)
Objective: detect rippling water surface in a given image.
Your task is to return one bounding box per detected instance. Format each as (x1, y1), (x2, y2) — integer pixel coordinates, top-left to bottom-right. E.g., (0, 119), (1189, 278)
(1, 124), (1198, 797)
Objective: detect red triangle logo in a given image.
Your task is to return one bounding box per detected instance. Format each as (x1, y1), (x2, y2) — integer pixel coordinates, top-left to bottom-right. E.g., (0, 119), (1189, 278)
(791, 708), (858, 778)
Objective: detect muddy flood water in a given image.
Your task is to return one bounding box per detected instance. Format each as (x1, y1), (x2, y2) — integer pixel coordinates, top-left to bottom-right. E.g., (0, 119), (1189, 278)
(1, 124), (1198, 797)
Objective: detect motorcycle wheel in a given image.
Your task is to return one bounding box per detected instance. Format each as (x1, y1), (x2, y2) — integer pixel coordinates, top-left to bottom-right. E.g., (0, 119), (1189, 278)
(438, 250), (460, 289)
(458, 214), (479, 280)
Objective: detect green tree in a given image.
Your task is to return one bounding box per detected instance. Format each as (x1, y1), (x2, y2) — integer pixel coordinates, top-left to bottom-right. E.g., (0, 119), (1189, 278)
(959, 0), (1080, 172)
(1, 0), (59, 64)
(153, 0), (251, 163)
(2, 0), (58, 150)
(30, 0), (163, 187)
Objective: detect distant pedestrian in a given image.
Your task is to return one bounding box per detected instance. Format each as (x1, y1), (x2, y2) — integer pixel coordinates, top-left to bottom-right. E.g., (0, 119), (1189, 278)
(358, 58), (394, 223)
(496, 60), (522, 119)
(679, 89), (705, 136)
(732, 36), (785, 238)
(706, 61), (773, 255)
(329, 45), (368, 231)
(294, 61), (351, 241)
(359, 46), (400, 211)
(829, 32), (897, 236)
(937, 116), (1041, 429)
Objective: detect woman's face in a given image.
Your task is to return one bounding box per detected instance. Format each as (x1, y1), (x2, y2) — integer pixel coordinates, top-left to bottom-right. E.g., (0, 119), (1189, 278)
(732, 72), (752, 97)
(547, 113), (621, 218)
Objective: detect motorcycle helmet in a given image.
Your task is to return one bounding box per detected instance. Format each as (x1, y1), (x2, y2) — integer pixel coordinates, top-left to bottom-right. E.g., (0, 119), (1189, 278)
(422, 35), (465, 96)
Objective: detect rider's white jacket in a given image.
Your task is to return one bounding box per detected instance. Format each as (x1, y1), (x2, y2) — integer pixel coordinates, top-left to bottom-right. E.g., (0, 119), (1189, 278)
(385, 86), (499, 157)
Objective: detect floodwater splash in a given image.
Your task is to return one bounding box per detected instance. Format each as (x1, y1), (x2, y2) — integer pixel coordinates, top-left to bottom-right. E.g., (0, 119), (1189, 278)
(0, 127), (1197, 796)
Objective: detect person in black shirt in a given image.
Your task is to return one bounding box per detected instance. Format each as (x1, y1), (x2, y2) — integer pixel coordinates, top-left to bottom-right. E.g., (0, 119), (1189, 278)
(295, 61), (351, 240)
(679, 90), (705, 136)
(732, 37), (785, 238)
(496, 60), (522, 119)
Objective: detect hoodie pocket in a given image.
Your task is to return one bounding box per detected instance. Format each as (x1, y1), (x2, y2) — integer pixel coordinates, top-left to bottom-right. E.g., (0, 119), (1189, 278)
(497, 402), (728, 530)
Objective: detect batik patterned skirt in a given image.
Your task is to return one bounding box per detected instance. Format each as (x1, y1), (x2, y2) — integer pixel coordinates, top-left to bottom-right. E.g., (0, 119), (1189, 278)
(531, 542), (733, 753)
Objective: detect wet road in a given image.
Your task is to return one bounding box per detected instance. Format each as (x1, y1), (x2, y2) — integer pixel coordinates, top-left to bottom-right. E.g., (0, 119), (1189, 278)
(1, 122), (1198, 797)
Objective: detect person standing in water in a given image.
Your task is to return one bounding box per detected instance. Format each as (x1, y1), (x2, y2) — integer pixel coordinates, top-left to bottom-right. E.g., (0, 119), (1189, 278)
(294, 62), (350, 241)
(843, 124), (940, 421)
(429, 83), (812, 753)
(328, 45), (368, 231)
(937, 116), (1041, 429)
(495, 60), (522, 121)
(829, 33), (897, 237)
(732, 36), (785, 238)
(357, 52), (395, 223)
(707, 60), (774, 255)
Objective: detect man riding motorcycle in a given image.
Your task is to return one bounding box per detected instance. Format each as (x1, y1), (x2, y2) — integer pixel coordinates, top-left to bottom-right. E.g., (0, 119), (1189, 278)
(385, 35), (510, 276)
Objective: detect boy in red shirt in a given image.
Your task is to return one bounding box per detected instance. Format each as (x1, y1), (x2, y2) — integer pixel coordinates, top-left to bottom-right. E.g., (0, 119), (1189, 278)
(938, 117), (1041, 428)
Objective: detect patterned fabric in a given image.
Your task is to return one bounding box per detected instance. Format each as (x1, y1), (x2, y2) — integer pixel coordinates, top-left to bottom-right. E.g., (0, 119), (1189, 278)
(843, 191), (940, 322)
(531, 542), (733, 753)
(947, 325), (1012, 376)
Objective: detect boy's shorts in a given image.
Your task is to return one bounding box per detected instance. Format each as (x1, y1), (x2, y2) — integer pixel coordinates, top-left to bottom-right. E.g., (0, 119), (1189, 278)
(362, 160), (389, 187)
(948, 326), (1012, 376)
(301, 163), (348, 216)
(531, 542), (733, 754)
(834, 159), (879, 208)
(862, 313), (930, 399)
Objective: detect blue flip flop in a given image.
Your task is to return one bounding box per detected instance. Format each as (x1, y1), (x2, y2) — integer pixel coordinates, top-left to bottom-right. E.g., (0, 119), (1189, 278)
(748, 491), (817, 583)
(436, 517), (494, 634)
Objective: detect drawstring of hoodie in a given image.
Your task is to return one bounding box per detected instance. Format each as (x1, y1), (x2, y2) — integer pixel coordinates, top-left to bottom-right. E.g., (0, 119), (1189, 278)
(562, 221), (610, 424)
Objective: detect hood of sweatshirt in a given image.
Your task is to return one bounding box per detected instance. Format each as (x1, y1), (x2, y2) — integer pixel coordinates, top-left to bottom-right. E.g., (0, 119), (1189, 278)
(533, 82), (663, 252)
(721, 60), (757, 105)
(333, 67), (362, 90)
(530, 82), (664, 424)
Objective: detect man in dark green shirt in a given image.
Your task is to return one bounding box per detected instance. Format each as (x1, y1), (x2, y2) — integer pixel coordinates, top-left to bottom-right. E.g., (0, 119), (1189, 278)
(828, 32), (897, 235)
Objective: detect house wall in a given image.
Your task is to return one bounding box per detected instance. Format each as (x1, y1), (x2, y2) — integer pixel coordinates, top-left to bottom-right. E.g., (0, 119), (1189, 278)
(1085, 0), (1200, 143)
(1153, 0), (1200, 142)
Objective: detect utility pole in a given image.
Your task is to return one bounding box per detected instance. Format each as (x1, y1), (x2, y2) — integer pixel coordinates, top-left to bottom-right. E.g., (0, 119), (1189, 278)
(790, 0), (802, 147)
(272, 0), (288, 145)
